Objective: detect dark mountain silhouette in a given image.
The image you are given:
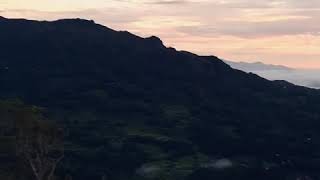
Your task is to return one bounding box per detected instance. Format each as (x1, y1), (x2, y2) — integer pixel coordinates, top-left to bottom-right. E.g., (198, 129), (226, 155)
(1, 17), (320, 180)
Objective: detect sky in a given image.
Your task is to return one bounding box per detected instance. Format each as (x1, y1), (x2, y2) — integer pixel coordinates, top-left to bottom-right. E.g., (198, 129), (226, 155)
(0, 0), (320, 69)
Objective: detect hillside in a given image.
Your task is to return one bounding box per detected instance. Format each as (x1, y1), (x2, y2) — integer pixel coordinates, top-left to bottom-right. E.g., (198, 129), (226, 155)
(1, 17), (320, 180)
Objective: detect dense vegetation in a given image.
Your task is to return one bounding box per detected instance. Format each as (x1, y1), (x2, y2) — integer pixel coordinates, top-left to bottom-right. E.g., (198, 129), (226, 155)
(1, 16), (320, 180)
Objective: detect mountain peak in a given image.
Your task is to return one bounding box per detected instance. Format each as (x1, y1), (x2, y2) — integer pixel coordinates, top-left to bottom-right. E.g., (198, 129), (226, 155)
(53, 18), (96, 25)
(145, 35), (165, 47)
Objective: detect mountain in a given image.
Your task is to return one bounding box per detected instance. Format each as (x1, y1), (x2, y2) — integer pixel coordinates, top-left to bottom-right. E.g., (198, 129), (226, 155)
(224, 60), (292, 71)
(1, 17), (320, 180)
(225, 60), (320, 89)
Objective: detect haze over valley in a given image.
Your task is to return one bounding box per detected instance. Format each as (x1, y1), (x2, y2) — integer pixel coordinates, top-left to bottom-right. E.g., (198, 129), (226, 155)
(226, 60), (320, 89)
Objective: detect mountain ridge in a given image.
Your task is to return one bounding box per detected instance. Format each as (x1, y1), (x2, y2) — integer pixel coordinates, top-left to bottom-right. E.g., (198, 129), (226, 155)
(224, 60), (293, 71)
(1, 16), (320, 180)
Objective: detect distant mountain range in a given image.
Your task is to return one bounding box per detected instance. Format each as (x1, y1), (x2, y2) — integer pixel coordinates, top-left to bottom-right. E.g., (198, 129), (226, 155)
(224, 60), (293, 71)
(1, 17), (320, 180)
(225, 60), (320, 89)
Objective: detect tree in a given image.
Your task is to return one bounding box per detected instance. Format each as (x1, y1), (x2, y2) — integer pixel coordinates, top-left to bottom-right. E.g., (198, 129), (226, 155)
(15, 107), (64, 180)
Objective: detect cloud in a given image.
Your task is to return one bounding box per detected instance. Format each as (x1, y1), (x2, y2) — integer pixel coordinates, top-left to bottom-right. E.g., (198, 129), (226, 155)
(213, 0), (280, 8)
(286, 0), (320, 8)
(212, 0), (320, 9)
(112, 0), (193, 5)
(174, 7), (320, 38)
(149, 0), (190, 4)
(0, 8), (144, 29)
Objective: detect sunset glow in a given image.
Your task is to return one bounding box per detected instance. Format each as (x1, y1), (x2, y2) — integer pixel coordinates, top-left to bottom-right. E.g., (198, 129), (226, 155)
(1, 0), (320, 68)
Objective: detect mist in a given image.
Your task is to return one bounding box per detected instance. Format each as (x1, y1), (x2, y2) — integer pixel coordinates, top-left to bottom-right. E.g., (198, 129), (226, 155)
(251, 69), (320, 89)
(225, 60), (320, 89)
